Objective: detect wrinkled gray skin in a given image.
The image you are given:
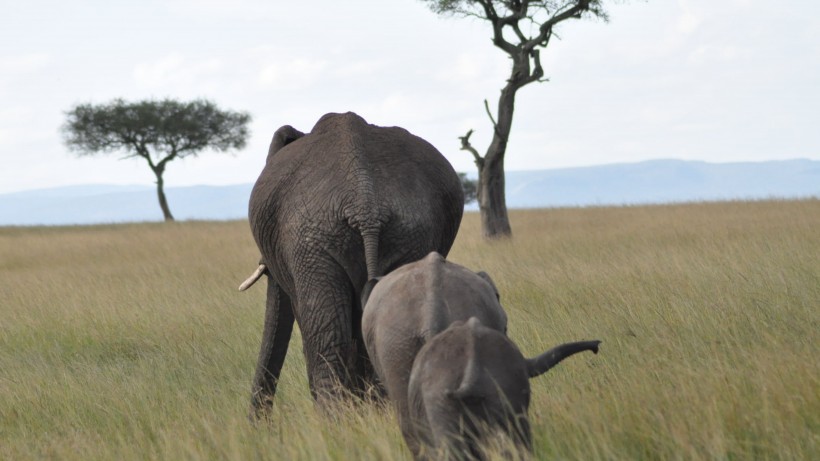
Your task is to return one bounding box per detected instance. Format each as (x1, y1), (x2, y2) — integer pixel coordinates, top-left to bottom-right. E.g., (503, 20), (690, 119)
(247, 113), (464, 416)
(408, 318), (601, 460)
(361, 252), (508, 456)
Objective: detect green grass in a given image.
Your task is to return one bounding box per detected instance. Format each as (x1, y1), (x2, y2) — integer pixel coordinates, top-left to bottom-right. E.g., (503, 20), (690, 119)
(1, 200), (818, 460)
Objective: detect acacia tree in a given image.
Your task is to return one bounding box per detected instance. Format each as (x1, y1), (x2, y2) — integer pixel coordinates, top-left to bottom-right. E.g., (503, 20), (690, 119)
(459, 172), (478, 204)
(422, 0), (609, 238)
(63, 98), (251, 221)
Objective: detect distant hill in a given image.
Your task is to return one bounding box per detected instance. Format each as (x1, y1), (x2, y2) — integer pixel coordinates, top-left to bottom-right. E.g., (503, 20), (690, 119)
(1, 159), (817, 226)
(0, 184), (255, 226)
(498, 158), (820, 208)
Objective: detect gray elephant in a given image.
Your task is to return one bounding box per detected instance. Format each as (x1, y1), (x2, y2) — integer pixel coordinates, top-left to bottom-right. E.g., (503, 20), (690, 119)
(241, 112), (464, 417)
(361, 252), (508, 455)
(361, 252), (600, 459)
(408, 318), (600, 460)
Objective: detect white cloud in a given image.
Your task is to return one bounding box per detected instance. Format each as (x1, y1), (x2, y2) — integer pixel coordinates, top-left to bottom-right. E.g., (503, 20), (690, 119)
(167, 0), (279, 20)
(353, 92), (435, 127)
(2, 0), (820, 195)
(133, 55), (223, 90)
(0, 53), (49, 72)
(0, 106), (51, 149)
(671, 122), (713, 133)
(687, 44), (752, 65)
(256, 58), (328, 90)
(0, 53), (50, 90)
(333, 60), (387, 78)
(676, 4), (702, 35)
(435, 52), (507, 87)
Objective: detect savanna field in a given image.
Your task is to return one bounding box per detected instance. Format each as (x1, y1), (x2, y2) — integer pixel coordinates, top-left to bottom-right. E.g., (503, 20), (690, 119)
(1, 200), (818, 460)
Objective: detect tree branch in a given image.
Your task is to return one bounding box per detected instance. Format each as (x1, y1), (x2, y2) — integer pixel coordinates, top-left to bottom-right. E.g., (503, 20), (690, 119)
(497, 0), (528, 26)
(511, 22), (528, 43)
(459, 129), (485, 169)
(477, 0), (518, 55)
(156, 151), (178, 172)
(524, 0), (592, 52)
(483, 99), (500, 135)
(523, 49), (546, 85)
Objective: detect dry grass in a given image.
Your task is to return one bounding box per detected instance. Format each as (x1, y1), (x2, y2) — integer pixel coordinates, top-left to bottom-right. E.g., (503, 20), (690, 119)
(1, 200), (818, 460)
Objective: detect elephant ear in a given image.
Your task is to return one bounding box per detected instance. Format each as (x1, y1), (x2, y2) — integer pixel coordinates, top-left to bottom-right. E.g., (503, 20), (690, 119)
(361, 277), (382, 308)
(526, 340), (601, 378)
(267, 125), (305, 161)
(476, 271), (500, 301)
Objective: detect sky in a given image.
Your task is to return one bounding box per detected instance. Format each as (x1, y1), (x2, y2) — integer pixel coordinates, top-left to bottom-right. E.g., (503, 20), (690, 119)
(1, 0), (818, 194)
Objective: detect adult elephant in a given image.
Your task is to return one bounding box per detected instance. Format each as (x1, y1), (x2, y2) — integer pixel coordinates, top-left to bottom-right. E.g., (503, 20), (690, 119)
(240, 112), (464, 417)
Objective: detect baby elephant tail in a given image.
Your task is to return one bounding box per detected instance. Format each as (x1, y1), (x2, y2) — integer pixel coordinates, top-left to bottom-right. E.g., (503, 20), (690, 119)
(526, 340), (601, 378)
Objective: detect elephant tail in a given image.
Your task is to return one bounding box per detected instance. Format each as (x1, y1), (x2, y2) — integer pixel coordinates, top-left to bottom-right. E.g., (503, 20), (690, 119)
(361, 228), (381, 281)
(526, 340), (601, 378)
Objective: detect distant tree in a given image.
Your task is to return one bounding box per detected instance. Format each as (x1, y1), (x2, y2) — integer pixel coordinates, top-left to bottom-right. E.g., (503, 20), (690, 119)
(459, 172), (478, 204)
(421, 0), (610, 238)
(62, 98), (251, 221)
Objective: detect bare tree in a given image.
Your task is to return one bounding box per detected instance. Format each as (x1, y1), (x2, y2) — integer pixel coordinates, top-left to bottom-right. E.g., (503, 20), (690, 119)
(422, 0), (609, 238)
(63, 98), (251, 221)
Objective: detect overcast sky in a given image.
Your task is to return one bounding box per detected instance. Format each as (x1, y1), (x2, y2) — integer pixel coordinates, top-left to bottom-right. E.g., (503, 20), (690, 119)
(1, 0), (818, 194)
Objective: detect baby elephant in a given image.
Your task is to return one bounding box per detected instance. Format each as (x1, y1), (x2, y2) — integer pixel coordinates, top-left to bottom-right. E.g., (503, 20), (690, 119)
(362, 252), (600, 460)
(362, 252), (508, 456)
(409, 317), (600, 460)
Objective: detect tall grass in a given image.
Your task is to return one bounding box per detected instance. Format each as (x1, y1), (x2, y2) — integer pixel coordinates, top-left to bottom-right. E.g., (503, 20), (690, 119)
(1, 200), (818, 460)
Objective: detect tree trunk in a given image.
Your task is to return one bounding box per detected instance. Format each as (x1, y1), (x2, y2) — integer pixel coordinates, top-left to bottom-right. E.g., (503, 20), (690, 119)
(477, 85), (517, 239)
(153, 172), (175, 222)
(477, 157), (511, 238)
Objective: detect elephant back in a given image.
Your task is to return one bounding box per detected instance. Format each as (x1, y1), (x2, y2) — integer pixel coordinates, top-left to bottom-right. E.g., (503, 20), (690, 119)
(249, 112), (464, 286)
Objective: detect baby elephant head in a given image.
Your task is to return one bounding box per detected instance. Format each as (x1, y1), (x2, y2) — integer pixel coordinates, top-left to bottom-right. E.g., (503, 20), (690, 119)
(408, 317), (600, 460)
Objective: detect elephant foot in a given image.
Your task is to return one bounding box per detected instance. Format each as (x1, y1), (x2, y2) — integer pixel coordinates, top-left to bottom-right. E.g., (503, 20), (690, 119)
(351, 377), (387, 404)
(248, 391), (275, 423)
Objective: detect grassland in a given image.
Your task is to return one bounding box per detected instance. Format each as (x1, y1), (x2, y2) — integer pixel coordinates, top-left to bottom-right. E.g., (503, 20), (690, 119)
(1, 200), (818, 460)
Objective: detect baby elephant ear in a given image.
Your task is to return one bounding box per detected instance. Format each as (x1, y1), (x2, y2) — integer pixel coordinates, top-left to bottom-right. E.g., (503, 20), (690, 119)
(526, 340), (601, 378)
(361, 277), (382, 308)
(476, 271), (500, 301)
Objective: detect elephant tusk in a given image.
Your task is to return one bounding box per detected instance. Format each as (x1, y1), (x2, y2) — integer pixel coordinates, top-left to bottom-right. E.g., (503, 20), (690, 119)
(238, 264), (267, 291)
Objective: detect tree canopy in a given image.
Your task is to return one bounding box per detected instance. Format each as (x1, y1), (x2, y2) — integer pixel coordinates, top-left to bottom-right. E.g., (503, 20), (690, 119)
(63, 98), (251, 221)
(423, 1), (606, 21)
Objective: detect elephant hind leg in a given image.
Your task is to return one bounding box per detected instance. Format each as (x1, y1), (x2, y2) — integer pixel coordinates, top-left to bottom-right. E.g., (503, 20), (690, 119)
(351, 288), (385, 402)
(295, 265), (363, 405)
(249, 278), (295, 420)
